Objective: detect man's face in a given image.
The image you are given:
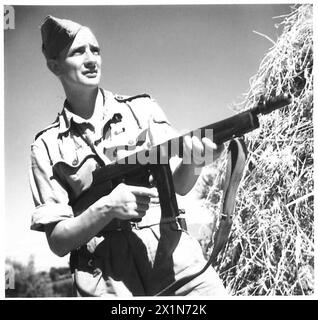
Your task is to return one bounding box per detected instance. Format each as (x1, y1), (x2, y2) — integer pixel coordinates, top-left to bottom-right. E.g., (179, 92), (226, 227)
(56, 27), (102, 89)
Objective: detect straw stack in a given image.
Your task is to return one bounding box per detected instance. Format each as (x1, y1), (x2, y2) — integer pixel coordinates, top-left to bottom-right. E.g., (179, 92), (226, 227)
(201, 4), (313, 295)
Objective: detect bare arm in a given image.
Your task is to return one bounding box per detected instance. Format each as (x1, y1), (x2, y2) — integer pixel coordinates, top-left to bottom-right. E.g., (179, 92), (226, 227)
(45, 197), (113, 257)
(45, 184), (158, 257)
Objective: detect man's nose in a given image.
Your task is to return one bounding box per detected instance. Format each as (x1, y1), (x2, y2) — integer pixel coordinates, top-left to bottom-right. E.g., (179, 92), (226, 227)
(84, 49), (97, 67)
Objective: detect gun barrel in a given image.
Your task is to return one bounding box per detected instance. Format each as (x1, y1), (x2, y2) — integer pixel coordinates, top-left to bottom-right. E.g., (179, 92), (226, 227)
(205, 111), (259, 145)
(256, 93), (292, 115)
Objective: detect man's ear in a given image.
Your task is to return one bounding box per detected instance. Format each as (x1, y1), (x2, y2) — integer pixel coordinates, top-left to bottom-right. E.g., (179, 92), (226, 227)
(47, 59), (62, 76)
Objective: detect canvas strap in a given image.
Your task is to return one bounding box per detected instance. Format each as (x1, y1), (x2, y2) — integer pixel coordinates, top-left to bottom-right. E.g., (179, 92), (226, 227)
(156, 138), (247, 296)
(210, 138), (247, 266)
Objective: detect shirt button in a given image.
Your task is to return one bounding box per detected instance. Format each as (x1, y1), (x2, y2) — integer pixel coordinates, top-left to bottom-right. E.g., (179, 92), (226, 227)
(72, 159), (78, 166)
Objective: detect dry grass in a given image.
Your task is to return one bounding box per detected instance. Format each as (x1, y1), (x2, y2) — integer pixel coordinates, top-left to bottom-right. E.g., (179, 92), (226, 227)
(197, 4), (314, 295)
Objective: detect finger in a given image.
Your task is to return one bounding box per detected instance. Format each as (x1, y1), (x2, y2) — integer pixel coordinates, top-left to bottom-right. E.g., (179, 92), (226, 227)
(136, 202), (150, 212)
(202, 137), (217, 150)
(183, 135), (192, 155)
(115, 203), (140, 220)
(135, 195), (152, 205)
(135, 210), (147, 218)
(201, 138), (215, 158)
(150, 197), (160, 204)
(129, 186), (158, 198)
(124, 202), (147, 217)
(192, 136), (204, 155)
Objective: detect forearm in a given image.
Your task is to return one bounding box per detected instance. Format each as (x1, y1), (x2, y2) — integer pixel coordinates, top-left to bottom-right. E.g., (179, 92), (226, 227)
(45, 197), (114, 257)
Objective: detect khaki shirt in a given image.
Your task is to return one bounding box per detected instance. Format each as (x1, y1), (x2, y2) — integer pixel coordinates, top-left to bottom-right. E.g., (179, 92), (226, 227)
(29, 89), (176, 232)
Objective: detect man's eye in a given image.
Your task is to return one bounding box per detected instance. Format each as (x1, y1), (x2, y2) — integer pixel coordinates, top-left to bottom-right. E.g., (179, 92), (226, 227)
(72, 49), (84, 56)
(92, 48), (100, 55)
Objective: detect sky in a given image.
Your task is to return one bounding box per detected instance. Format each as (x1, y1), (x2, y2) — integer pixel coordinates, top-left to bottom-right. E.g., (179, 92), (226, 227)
(4, 3), (294, 271)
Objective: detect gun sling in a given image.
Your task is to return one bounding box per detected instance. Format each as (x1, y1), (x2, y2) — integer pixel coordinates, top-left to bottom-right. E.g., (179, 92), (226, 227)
(155, 138), (247, 296)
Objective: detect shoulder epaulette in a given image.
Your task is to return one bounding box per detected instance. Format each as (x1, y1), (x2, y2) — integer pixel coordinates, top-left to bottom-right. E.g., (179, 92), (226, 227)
(115, 93), (151, 103)
(34, 116), (59, 141)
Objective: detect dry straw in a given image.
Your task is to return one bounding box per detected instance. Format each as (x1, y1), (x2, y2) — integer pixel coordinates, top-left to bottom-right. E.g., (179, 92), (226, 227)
(200, 4), (313, 295)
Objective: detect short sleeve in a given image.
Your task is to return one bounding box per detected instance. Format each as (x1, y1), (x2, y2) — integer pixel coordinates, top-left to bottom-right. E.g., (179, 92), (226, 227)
(147, 99), (183, 170)
(148, 98), (179, 144)
(29, 140), (74, 232)
(149, 98), (171, 125)
(124, 94), (179, 148)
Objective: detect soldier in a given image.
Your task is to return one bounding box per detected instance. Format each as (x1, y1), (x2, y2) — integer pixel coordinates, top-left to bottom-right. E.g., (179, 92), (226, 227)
(29, 15), (227, 296)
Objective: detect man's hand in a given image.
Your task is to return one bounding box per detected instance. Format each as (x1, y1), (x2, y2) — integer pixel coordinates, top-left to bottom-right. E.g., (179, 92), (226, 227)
(105, 183), (159, 220)
(183, 135), (224, 167)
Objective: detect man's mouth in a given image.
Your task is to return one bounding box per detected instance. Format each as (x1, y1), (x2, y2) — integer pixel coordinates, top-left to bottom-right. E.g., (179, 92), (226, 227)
(83, 70), (98, 77)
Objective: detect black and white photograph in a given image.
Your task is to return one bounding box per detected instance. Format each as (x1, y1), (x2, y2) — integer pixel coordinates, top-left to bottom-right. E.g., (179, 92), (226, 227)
(3, 2), (314, 299)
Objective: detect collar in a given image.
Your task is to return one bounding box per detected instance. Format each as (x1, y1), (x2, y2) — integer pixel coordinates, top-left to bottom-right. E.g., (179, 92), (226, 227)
(58, 88), (108, 135)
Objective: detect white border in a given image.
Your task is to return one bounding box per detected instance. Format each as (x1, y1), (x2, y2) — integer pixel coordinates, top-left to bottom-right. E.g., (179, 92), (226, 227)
(1, 0), (316, 301)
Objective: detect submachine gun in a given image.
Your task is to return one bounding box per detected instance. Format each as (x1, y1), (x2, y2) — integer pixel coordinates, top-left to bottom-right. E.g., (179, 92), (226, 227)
(72, 93), (291, 221)
(71, 93), (291, 296)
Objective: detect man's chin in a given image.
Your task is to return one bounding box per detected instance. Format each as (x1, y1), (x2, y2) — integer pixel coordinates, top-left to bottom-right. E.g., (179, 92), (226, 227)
(80, 78), (101, 88)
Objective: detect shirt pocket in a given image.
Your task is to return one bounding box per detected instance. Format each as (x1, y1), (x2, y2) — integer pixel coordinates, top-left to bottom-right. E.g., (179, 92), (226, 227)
(110, 128), (151, 161)
(52, 145), (102, 203)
